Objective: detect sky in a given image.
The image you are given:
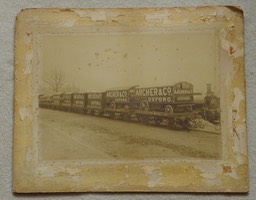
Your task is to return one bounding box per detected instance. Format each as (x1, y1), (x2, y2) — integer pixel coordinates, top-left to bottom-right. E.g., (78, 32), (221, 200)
(38, 29), (219, 97)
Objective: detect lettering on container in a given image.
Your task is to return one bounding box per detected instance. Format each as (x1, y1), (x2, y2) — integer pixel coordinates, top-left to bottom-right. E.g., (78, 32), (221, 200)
(74, 100), (84, 106)
(147, 96), (172, 103)
(114, 98), (128, 103)
(53, 95), (61, 100)
(52, 100), (60, 105)
(63, 94), (72, 99)
(106, 90), (127, 98)
(176, 96), (192, 101)
(73, 94), (84, 99)
(89, 100), (102, 106)
(135, 87), (172, 97)
(174, 89), (192, 94)
(88, 93), (102, 99)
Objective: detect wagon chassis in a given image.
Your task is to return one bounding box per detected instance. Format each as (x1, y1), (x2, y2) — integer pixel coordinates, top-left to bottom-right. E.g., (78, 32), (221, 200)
(45, 105), (202, 130)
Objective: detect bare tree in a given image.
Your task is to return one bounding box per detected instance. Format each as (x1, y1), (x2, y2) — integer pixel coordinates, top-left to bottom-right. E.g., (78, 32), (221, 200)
(44, 69), (65, 93)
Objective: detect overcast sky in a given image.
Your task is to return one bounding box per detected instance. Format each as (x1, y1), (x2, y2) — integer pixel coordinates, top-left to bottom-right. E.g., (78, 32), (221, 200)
(39, 30), (219, 96)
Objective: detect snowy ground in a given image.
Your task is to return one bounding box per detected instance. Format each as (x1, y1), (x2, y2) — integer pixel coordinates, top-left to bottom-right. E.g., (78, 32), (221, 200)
(38, 108), (221, 161)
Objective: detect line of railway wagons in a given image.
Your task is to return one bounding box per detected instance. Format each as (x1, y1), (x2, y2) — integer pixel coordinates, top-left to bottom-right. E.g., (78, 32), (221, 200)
(39, 81), (218, 128)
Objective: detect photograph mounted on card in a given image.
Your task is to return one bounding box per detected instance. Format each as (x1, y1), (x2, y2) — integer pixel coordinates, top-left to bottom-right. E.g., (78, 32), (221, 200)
(13, 7), (248, 192)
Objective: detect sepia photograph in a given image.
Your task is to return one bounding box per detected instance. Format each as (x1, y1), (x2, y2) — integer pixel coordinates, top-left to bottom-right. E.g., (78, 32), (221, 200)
(13, 7), (248, 193)
(38, 31), (221, 161)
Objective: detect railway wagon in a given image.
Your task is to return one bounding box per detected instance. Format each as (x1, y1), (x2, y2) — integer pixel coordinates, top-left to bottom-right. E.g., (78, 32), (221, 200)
(171, 81), (196, 112)
(61, 93), (73, 111)
(133, 81), (199, 126)
(39, 95), (52, 108)
(72, 93), (87, 113)
(51, 93), (63, 110)
(129, 81), (197, 113)
(87, 92), (104, 115)
(38, 95), (44, 108)
(103, 86), (138, 120)
(104, 86), (138, 110)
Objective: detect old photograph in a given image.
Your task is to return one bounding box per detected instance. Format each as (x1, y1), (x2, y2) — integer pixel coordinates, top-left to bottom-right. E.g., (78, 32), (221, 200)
(38, 30), (221, 161)
(13, 7), (248, 193)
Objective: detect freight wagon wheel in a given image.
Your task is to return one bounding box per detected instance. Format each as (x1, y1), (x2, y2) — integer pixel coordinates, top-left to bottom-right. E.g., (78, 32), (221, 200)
(165, 105), (173, 114)
(140, 100), (149, 111)
(154, 118), (162, 126)
(109, 112), (116, 119)
(110, 101), (116, 109)
(182, 118), (191, 129)
(138, 116), (148, 124)
(168, 118), (177, 128)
